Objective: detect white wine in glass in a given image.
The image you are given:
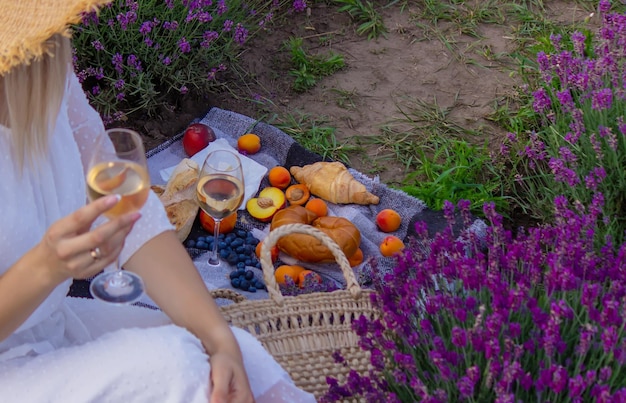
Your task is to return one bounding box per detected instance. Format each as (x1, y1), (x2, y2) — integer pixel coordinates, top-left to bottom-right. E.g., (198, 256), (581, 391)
(86, 128), (149, 304)
(196, 149), (245, 266)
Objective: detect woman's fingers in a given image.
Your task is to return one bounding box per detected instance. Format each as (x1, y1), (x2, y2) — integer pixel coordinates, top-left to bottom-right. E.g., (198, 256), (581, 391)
(46, 195), (121, 242)
(56, 211), (141, 277)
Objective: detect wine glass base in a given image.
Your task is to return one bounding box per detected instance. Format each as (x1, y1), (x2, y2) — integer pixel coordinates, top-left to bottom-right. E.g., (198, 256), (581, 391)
(90, 271), (144, 304)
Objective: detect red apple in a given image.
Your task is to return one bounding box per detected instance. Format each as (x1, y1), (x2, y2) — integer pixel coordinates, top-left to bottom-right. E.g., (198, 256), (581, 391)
(182, 123), (216, 156)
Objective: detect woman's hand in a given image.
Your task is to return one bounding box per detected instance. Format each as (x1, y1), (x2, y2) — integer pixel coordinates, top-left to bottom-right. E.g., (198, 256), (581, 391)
(37, 194), (141, 284)
(209, 351), (254, 403)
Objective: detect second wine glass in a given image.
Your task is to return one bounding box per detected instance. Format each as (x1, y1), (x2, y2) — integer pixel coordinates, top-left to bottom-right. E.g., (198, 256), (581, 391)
(196, 149), (245, 266)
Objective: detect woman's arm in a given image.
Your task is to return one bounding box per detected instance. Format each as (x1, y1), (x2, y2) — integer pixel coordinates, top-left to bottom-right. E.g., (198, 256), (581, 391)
(125, 230), (253, 402)
(0, 196), (139, 341)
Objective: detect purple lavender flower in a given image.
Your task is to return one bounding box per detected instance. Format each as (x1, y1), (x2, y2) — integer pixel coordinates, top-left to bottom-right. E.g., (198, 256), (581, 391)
(178, 37), (192, 54)
(233, 24), (248, 45)
(532, 87), (552, 113)
(293, 0), (307, 12)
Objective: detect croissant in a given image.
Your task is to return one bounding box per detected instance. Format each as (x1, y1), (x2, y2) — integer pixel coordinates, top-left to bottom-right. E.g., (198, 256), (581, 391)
(290, 161), (379, 205)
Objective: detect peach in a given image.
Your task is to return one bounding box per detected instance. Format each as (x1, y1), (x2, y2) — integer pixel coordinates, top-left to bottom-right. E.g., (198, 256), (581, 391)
(255, 240), (280, 263)
(268, 166), (292, 189)
(199, 210), (237, 234)
(246, 187), (286, 222)
(379, 235), (405, 257)
(347, 248), (364, 267)
(298, 269), (322, 289)
(376, 209), (402, 232)
(305, 198), (328, 217)
(237, 133), (261, 154)
(274, 265), (306, 285)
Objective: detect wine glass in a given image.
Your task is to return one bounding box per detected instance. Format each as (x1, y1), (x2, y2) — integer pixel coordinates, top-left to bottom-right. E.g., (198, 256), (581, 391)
(86, 128), (150, 304)
(196, 149), (245, 266)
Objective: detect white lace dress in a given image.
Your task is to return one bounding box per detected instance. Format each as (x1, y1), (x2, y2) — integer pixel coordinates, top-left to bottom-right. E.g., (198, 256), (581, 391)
(0, 71), (316, 403)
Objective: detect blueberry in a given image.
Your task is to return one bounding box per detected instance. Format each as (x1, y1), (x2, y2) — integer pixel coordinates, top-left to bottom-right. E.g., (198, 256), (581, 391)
(236, 254), (246, 263)
(229, 271), (240, 280)
(235, 246), (245, 254)
(235, 269), (246, 278)
(248, 237), (259, 246)
(231, 278), (241, 288)
(236, 230), (247, 238)
(236, 262), (246, 270)
(197, 236), (206, 242)
(227, 253), (239, 265)
(231, 238), (244, 248)
(244, 259), (253, 266)
(226, 233), (237, 241)
(255, 261), (262, 269)
(196, 241), (208, 249)
(186, 240), (196, 248)
(205, 235), (214, 243)
(243, 245), (254, 255)
(248, 286), (257, 293)
(244, 270), (254, 280)
(219, 249), (229, 259)
(218, 233), (225, 240)
(218, 241), (227, 249)
(239, 279), (250, 291)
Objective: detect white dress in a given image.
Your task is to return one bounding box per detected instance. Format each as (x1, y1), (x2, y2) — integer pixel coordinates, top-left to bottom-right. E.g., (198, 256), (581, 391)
(0, 72), (316, 403)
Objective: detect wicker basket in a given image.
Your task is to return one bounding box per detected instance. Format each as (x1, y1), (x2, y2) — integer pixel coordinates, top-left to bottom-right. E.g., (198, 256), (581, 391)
(212, 223), (379, 400)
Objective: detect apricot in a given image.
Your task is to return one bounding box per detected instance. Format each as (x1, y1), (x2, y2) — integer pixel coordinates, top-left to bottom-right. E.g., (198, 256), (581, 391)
(285, 184), (310, 206)
(347, 248), (364, 267)
(199, 210), (237, 234)
(268, 166), (291, 189)
(246, 187), (286, 222)
(237, 133), (261, 154)
(305, 198), (328, 217)
(298, 269), (322, 289)
(275, 265), (306, 285)
(380, 235), (405, 257)
(255, 240), (279, 263)
(376, 209), (402, 232)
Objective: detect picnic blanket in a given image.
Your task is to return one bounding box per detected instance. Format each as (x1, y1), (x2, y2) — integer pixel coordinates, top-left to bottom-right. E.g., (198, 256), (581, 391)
(69, 107), (486, 305)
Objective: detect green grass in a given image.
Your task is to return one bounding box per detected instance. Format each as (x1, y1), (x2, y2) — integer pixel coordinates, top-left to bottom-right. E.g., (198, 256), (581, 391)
(285, 37), (345, 92)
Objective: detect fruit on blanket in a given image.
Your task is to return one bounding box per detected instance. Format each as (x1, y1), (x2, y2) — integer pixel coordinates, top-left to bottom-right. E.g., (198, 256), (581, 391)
(347, 248), (364, 267)
(199, 210), (237, 234)
(275, 264), (306, 285)
(268, 166), (291, 189)
(255, 240), (279, 263)
(298, 269), (322, 289)
(380, 235), (405, 257)
(284, 184), (310, 206)
(182, 123), (215, 156)
(290, 161), (380, 205)
(237, 133), (261, 154)
(376, 209), (402, 232)
(270, 205), (361, 263)
(246, 187), (286, 222)
(305, 198), (328, 217)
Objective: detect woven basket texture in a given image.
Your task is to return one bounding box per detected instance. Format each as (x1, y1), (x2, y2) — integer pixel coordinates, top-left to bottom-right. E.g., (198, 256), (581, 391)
(214, 223), (379, 401)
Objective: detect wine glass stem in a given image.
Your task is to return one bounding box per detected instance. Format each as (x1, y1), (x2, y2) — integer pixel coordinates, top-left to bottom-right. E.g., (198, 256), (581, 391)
(209, 219), (222, 266)
(109, 257), (128, 286)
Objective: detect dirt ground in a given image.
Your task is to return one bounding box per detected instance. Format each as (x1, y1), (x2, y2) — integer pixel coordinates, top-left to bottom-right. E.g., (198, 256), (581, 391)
(130, 1), (595, 186)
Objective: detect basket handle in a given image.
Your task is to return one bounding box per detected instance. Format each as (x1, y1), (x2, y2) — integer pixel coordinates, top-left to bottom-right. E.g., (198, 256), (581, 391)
(210, 288), (247, 303)
(260, 223), (362, 305)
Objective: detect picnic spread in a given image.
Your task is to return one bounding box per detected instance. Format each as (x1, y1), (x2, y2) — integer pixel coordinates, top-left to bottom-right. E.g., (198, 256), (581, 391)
(69, 106), (487, 304)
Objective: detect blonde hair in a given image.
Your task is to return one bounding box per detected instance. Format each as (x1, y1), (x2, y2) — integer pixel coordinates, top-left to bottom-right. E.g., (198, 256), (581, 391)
(0, 34), (71, 170)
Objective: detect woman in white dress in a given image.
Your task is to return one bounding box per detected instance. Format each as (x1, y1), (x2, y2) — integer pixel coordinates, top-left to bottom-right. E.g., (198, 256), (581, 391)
(0, 1), (316, 402)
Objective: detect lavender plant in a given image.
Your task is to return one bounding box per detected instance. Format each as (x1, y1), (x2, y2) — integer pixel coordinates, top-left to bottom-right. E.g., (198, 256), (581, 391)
(506, 1), (626, 244)
(322, 198), (626, 402)
(71, 0), (306, 123)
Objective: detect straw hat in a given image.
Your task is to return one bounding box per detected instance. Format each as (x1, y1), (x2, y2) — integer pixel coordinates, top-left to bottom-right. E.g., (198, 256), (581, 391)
(0, 0), (112, 76)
